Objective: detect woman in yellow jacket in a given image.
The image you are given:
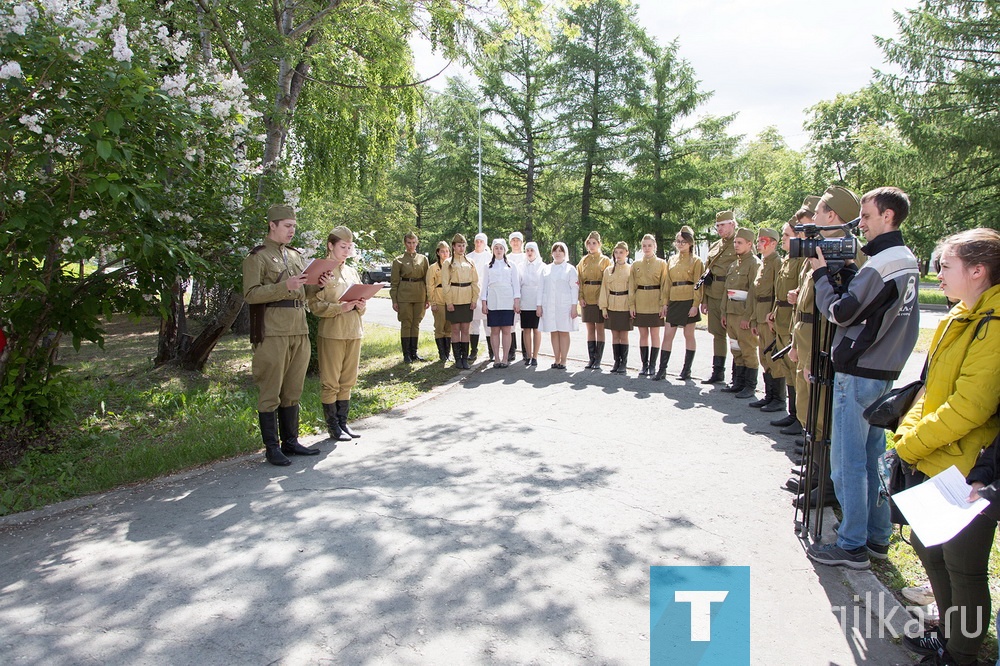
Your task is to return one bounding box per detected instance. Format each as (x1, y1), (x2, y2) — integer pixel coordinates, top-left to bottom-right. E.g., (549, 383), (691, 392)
(893, 228), (1000, 665)
(577, 230), (612, 370)
(441, 233), (480, 369)
(599, 241), (633, 374)
(307, 226), (367, 443)
(629, 234), (668, 377)
(654, 225), (704, 381)
(425, 240), (452, 362)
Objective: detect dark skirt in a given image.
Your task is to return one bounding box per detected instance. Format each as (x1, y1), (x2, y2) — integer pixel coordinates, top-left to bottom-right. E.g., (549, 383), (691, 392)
(520, 309), (540, 330)
(633, 312), (664, 328)
(487, 309), (515, 327)
(581, 304), (605, 324)
(666, 300), (701, 327)
(446, 304), (474, 323)
(605, 310), (633, 331)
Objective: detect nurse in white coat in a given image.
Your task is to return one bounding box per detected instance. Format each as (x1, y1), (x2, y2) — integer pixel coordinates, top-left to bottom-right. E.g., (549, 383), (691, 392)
(518, 241), (545, 366)
(481, 238), (521, 368)
(537, 242), (579, 369)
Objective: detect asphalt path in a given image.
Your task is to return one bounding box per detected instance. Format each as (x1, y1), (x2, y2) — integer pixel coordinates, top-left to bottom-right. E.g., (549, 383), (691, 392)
(0, 296), (938, 665)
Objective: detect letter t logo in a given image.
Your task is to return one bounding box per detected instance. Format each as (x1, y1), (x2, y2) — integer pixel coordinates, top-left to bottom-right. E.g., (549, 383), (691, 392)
(674, 590), (729, 641)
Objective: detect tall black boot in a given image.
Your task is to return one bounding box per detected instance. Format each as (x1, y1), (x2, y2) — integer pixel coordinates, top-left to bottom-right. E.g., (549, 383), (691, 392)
(436, 337), (446, 361)
(679, 349), (695, 380)
(323, 402), (351, 442)
(609, 344), (622, 374)
(486, 336), (495, 362)
(508, 333), (516, 362)
(652, 350), (671, 380)
(638, 346), (650, 376)
(452, 342), (463, 369)
(647, 347), (659, 379)
(278, 404), (319, 455)
(749, 372), (773, 407)
(720, 363), (745, 392)
(771, 386), (798, 426)
(411, 337), (426, 362)
(761, 377), (787, 412)
(702, 355), (725, 384)
(460, 342), (471, 369)
(593, 341), (605, 371)
(401, 335), (412, 363)
(585, 341), (597, 369)
(735, 367), (758, 399)
(335, 400), (360, 438)
(443, 337), (452, 362)
(469, 334), (479, 361)
(258, 411), (290, 466)
(617, 345), (629, 374)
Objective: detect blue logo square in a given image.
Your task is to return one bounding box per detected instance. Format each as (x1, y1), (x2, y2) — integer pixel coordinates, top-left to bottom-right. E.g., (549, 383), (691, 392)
(650, 565), (750, 665)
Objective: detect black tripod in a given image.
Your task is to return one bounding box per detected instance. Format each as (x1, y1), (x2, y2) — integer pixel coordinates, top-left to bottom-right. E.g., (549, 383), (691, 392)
(793, 260), (851, 541)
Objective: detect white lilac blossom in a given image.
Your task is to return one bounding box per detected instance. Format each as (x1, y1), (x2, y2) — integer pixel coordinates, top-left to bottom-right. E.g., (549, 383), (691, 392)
(0, 60), (23, 79)
(19, 113), (43, 134)
(111, 24), (132, 62)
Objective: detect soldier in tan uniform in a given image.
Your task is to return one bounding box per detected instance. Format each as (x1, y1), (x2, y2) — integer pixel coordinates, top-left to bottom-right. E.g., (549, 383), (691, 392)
(720, 227), (760, 398)
(243, 204), (325, 466)
(788, 188), (863, 438)
(599, 241), (634, 374)
(748, 227), (782, 409)
(308, 226), (367, 443)
(441, 233), (481, 369)
(425, 241), (453, 362)
(699, 211), (739, 383)
(390, 232), (429, 363)
(628, 234), (669, 377)
(655, 226), (704, 380)
(766, 219), (806, 426)
(577, 231), (612, 370)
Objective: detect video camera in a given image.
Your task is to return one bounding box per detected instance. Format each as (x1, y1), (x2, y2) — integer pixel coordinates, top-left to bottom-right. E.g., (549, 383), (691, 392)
(788, 217), (860, 261)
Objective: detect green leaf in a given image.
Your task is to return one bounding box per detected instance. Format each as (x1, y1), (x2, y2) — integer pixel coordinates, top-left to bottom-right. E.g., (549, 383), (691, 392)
(96, 140), (113, 160)
(105, 110), (125, 135)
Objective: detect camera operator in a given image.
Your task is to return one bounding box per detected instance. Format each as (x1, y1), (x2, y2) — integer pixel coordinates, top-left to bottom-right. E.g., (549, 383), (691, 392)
(805, 186), (921, 569)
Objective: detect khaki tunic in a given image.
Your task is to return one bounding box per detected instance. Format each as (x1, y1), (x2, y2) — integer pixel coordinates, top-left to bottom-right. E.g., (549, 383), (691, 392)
(390, 251), (429, 338)
(577, 254), (612, 305)
(242, 238), (317, 412)
(426, 261), (452, 338)
(722, 252), (760, 368)
(664, 253), (705, 309)
(704, 235), (738, 354)
(750, 252), (781, 372)
(599, 263), (633, 313)
(771, 256), (803, 380)
(628, 256), (669, 314)
(441, 257), (480, 307)
(308, 262), (366, 403)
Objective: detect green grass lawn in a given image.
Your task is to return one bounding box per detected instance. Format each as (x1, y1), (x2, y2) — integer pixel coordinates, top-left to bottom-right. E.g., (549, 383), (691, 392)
(0, 318), (458, 516)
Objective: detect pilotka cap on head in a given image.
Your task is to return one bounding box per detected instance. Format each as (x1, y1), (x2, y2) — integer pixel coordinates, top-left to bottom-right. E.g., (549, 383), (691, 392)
(716, 210), (735, 223)
(735, 228), (755, 242)
(758, 227), (780, 242)
(330, 225), (353, 243)
(821, 186), (860, 222)
(452, 233), (467, 245)
(802, 195), (821, 214)
(267, 204), (296, 222)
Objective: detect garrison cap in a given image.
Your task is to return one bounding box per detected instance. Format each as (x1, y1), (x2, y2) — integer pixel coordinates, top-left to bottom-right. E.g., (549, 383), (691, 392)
(330, 225), (353, 242)
(821, 186), (860, 222)
(735, 228), (755, 242)
(802, 196), (821, 214)
(267, 204), (296, 222)
(586, 230), (602, 243)
(716, 210), (735, 223)
(452, 233), (467, 245)
(758, 227), (780, 242)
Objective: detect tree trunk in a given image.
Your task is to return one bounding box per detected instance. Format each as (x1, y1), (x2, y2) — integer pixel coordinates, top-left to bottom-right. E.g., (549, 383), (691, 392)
(177, 289), (245, 371)
(155, 277), (189, 367)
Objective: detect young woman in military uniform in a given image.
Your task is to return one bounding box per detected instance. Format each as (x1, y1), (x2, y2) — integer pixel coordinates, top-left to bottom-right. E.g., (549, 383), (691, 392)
(577, 231), (612, 370)
(307, 226), (367, 443)
(441, 233), (480, 369)
(655, 226), (704, 381)
(425, 240), (453, 362)
(720, 227), (760, 398)
(599, 241), (633, 375)
(628, 234), (668, 377)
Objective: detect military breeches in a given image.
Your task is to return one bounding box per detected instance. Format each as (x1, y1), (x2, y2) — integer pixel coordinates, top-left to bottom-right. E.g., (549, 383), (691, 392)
(431, 305), (452, 338)
(318, 337), (362, 403)
(795, 356), (827, 435)
(397, 301), (425, 338)
(757, 324), (776, 373)
(726, 316), (758, 368)
(706, 295), (726, 356)
(252, 334), (310, 412)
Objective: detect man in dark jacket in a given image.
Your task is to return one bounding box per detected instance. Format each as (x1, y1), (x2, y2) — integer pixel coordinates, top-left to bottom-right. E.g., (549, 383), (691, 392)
(805, 186), (921, 570)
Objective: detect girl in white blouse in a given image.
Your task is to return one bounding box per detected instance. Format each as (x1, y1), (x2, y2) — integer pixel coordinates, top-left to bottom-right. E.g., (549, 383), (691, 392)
(481, 238), (521, 368)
